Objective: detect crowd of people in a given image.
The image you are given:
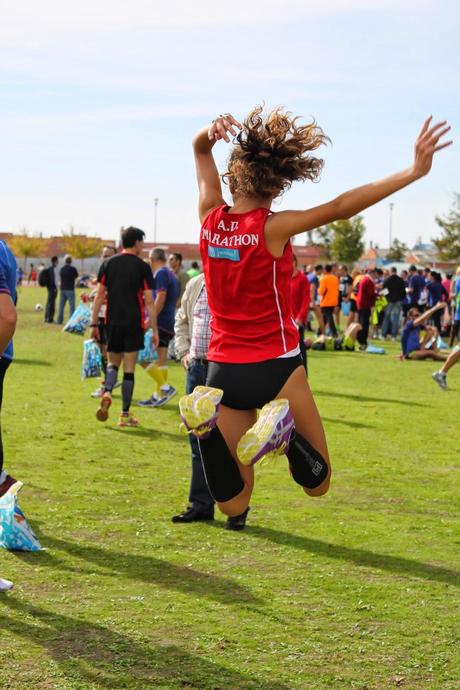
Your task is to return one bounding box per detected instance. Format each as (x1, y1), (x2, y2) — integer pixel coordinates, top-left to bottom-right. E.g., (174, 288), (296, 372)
(302, 262), (459, 350)
(0, 105), (455, 591)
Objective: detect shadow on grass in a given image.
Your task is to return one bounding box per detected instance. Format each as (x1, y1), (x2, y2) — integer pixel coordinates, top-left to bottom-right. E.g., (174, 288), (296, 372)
(104, 426), (184, 440)
(241, 526), (459, 587)
(314, 389), (428, 407)
(16, 532), (261, 606)
(14, 358), (51, 366)
(0, 598), (291, 690)
(321, 416), (375, 430)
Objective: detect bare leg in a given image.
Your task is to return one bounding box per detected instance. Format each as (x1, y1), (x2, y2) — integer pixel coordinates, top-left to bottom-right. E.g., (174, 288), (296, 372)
(347, 306), (358, 327)
(440, 346), (460, 374)
(345, 322), (362, 343)
(312, 304), (326, 335)
(408, 349), (447, 361)
(123, 351), (137, 374)
(107, 352), (122, 368)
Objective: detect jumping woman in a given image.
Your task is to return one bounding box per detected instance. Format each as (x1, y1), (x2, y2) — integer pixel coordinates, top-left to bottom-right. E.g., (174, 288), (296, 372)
(179, 106), (451, 518)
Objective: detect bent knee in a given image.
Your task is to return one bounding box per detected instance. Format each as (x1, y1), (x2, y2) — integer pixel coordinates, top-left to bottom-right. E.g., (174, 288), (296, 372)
(303, 471), (331, 497)
(217, 498), (250, 517)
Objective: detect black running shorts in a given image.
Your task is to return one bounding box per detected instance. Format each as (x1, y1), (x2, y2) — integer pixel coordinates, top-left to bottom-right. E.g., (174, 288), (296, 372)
(106, 324), (144, 354)
(158, 328), (174, 348)
(206, 355), (303, 410)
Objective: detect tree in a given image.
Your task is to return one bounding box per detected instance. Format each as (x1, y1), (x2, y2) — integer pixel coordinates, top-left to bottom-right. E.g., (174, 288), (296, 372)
(433, 193), (460, 261)
(327, 216), (366, 264)
(314, 226), (333, 260)
(386, 238), (409, 262)
(8, 229), (48, 269)
(62, 228), (104, 271)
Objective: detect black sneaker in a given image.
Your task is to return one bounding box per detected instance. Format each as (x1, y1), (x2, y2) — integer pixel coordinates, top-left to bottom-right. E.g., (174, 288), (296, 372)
(171, 506), (214, 523)
(225, 507), (250, 531)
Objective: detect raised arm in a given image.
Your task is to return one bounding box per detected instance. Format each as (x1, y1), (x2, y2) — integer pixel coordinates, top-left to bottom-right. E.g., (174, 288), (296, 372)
(193, 115), (242, 223)
(413, 302), (445, 328)
(266, 117), (452, 245)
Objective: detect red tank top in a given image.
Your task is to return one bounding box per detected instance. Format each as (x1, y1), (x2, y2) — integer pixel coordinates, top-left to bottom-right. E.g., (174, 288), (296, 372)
(200, 204), (299, 363)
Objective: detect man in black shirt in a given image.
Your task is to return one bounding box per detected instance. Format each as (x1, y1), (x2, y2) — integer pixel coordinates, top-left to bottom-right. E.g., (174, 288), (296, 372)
(44, 256), (59, 323)
(381, 266), (407, 339)
(57, 255), (79, 324)
(90, 227), (158, 427)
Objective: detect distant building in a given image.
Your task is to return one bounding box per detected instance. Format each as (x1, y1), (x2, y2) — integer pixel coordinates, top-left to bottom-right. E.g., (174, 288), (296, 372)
(358, 244), (390, 269)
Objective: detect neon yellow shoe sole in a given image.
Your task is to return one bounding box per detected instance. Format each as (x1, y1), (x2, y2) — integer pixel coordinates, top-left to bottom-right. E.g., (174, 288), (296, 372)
(179, 386), (224, 438)
(237, 398), (294, 466)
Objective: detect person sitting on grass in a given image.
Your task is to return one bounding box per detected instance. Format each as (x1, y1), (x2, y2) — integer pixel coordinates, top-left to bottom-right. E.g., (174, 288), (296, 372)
(304, 323), (362, 352)
(432, 345), (460, 389)
(400, 303), (447, 361)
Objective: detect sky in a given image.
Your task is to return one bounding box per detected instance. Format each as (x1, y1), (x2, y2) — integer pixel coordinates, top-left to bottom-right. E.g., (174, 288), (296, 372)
(0, 0), (458, 250)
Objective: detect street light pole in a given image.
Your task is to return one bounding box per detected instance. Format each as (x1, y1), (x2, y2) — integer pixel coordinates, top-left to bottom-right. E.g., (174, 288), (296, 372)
(388, 202), (394, 250)
(153, 198), (159, 244)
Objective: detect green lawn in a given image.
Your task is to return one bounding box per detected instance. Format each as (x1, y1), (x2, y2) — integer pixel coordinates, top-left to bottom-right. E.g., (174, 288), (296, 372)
(0, 287), (458, 690)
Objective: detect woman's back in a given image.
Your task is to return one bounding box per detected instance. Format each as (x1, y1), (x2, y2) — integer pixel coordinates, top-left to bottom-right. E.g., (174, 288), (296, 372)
(200, 204), (298, 363)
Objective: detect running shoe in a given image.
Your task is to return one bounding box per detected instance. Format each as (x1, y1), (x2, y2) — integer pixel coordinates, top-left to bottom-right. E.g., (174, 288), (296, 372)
(432, 371), (447, 390)
(137, 394), (160, 408)
(0, 578), (13, 592)
(91, 386), (104, 399)
(225, 507), (250, 531)
(237, 399), (294, 467)
(0, 474), (23, 498)
(117, 412), (139, 427)
(179, 385), (223, 439)
(153, 385), (177, 408)
(96, 392), (112, 422)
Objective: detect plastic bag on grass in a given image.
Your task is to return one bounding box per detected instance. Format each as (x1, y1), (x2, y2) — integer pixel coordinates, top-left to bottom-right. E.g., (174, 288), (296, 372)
(0, 484), (43, 551)
(366, 344), (385, 355)
(63, 303), (91, 335)
(436, 337), (449, 350)
(81, 339), (102, 379)
(137, 329), (158, 364)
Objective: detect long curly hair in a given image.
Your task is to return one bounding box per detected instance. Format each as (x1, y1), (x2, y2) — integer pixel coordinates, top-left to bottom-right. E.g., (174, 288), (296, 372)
(223, 105), (329, 199)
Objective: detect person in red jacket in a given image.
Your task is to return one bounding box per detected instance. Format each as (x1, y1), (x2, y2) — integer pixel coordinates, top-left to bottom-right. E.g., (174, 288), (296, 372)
(357, 269), (377, 349)
(291, 255), (310, 372)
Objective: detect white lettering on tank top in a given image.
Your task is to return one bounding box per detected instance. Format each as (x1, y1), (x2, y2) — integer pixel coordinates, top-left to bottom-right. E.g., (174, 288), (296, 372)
(217, 220), (239, 232)
(201, 226), (259, 247)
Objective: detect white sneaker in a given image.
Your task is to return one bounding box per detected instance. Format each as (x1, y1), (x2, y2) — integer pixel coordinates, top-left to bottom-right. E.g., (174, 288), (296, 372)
(0, 578), (13, 592)
(432, 371), (447, 390)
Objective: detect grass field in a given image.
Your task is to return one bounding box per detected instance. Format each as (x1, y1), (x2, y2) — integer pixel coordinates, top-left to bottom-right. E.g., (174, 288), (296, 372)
(0, 287), (458, 690)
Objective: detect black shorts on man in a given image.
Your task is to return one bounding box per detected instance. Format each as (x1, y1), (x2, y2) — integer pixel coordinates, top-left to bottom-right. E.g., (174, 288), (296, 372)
(106, 325), (144, 354)
(158, 328), (174, 348)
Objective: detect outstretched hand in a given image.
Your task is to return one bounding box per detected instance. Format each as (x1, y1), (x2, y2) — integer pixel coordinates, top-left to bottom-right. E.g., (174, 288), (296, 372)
(413, 116), (452, 177)
(208, 113), (242, 143)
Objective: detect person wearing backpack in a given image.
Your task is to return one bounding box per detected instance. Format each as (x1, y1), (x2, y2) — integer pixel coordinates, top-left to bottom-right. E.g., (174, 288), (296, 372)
(42, 256), (58, 323)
